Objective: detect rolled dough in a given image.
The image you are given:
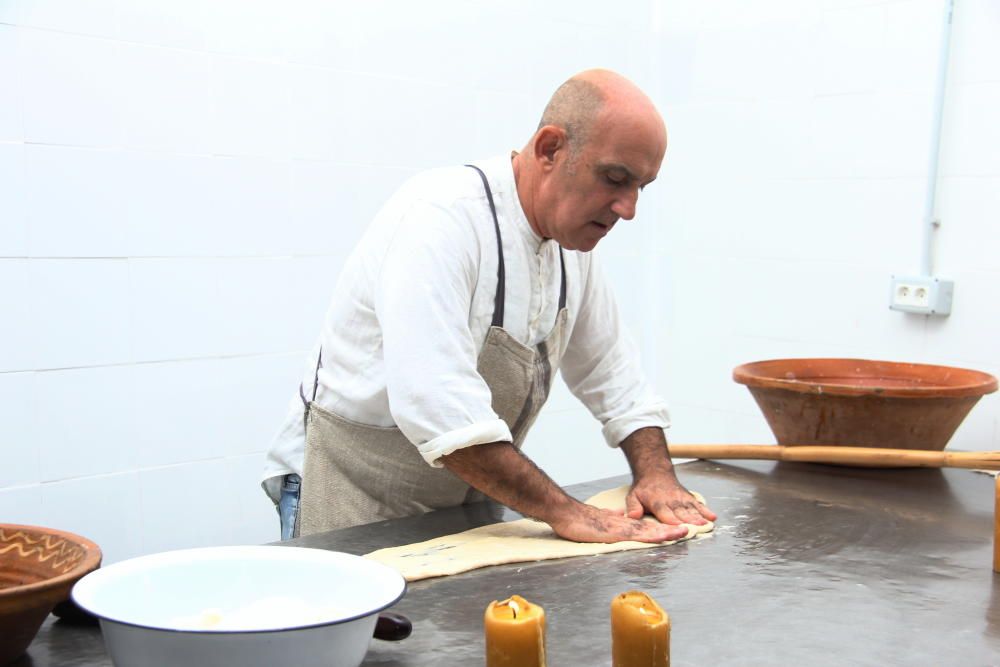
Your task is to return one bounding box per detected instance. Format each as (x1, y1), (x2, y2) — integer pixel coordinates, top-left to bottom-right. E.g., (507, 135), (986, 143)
(363, 485), (714, 581)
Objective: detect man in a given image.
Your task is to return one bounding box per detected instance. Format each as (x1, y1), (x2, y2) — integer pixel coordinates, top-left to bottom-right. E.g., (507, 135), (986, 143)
(263, 68), (716, 542)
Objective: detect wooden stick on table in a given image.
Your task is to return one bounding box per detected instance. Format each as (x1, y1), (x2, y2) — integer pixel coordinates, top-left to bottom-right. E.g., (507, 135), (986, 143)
(666, 444), (1000, 471)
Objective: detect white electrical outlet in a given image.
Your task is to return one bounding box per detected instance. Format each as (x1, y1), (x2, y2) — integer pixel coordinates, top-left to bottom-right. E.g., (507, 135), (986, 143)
(889, 275), (954, 316)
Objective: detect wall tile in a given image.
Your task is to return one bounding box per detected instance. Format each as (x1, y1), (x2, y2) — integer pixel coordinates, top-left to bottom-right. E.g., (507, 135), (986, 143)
(524, 406), (624, 487)
(121, 152), (219, 257)
(18, 28), (121, 147)
(0, 260), (36, 371)
(130, 359), (227, 467)
(118, 43), (213, 154)
(214, 258), (303, 356)
(936, 176), (1000, 273)
(817, 3), (886, 95)
(41, 472), (143, 564)
(201, 0), (289, 62)
(809, 92), (936, 180)
(226, 452), (283, 545)
(472, 89), (535, 159)
(335, 73), (476, 169)
(116, 0), (207, 50)
(0, 372), (39, 488)
(33, 365), (137, 482)
(28, 259), (132, 369)
(17, 0), (119, 39)
(883, 0), (944, 94)
(952, 0), (1000, 85)
(285, 65), (350, 161)
(139, 459), (240, 554)
(284, 256), (348, 348)
(281, 0), (358, 69)
(25, 145), (129, 257)
(209, 57), (289, 159)
(0, 143), (26, 256)
(945, 82), (1000, 176)
(205, 157), (291, 256)
(0, 1), (18, 25)
(921, 269), (1000, 368)
(288, 161), (410, 257)
(0, 25), (21, 141)
(0, 485), (43, 526)
(217, 354), (305, 458)
(129, 259), (222, 361)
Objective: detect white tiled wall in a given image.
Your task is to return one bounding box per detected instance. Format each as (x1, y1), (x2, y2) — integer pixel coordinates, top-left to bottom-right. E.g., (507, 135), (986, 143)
(2, 0), (999, 565)
(656, 0), (1000, 452)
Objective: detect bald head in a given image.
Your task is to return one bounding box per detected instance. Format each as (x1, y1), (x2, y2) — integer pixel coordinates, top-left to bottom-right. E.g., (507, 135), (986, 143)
(536, 69), (665, 164)
(513, 69), (667, 251)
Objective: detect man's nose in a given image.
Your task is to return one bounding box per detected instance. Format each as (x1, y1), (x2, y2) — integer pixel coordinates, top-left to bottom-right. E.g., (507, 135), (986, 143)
(611, 189), (638, 221)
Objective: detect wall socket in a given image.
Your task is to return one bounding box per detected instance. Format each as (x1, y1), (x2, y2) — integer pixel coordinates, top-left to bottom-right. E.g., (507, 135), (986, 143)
(889, 275), (954, 316)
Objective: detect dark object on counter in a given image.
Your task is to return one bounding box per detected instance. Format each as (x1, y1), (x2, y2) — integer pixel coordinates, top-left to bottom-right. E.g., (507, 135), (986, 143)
(52, 597), (100, 626)
(0, 524), (102, 665)
(375, 612), (412, 641)
(734, 358), (998, 452)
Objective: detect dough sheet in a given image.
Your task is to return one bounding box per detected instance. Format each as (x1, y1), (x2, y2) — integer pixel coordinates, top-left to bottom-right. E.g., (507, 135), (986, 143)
(364, 485), (714, 581)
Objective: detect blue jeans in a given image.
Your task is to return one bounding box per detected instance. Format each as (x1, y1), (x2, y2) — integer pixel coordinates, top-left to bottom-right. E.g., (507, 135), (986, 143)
(278, 474), (301, 541)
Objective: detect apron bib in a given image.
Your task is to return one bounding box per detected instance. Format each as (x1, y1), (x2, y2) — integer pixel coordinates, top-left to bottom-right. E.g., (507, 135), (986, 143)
(297, 165), (567, 536)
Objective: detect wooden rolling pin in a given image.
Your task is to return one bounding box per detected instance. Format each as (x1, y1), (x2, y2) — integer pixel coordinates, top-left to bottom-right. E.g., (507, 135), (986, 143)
(667, 444), (1000, 470)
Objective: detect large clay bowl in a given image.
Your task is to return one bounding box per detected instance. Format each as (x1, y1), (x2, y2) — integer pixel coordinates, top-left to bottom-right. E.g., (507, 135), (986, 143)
(0, 524), (102, 665)
(733, 358), (998, 451)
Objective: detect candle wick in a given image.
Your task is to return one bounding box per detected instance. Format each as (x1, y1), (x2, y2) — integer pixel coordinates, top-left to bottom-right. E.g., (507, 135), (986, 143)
(508, 600), (520, 619)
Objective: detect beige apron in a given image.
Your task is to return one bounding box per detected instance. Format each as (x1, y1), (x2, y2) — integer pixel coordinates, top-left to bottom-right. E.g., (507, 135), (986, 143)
(296, 165), (568, 537)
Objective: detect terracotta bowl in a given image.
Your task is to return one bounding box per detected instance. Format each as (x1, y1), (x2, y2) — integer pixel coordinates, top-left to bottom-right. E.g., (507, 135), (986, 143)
(0, 524), (102, 665)
(733, 358), (998, 451)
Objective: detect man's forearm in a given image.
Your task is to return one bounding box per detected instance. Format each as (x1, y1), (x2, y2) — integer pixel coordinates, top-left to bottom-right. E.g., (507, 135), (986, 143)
(620, 427), (676, 481)
(442, 438), (694, 544)
(440, 441), (577, 523)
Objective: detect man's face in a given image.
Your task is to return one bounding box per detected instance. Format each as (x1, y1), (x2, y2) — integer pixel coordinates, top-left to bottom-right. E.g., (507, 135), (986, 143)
(536, 115), (666, 252)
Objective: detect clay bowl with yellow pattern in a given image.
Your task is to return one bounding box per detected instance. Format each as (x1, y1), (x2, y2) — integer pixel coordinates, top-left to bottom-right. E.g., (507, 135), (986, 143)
(0, 524), (102, 665)
(734, 358), (998, 451)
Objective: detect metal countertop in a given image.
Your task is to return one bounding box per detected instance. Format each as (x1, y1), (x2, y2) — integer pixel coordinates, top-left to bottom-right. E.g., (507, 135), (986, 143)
(16, 460), (1000, 666)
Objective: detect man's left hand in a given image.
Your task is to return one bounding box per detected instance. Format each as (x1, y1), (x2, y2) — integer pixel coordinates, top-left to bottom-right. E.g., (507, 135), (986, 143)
(619, 426), (718, 527)
(624, 472), (716, 526)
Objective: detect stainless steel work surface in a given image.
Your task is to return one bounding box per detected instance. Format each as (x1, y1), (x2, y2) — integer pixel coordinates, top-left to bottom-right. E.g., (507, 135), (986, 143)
(17, 460), (1000, 666)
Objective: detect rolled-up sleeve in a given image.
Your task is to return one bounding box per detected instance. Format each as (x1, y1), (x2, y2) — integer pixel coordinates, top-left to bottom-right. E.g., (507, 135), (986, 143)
(559, 253), (671, 448)
(375, 200), (513, 466)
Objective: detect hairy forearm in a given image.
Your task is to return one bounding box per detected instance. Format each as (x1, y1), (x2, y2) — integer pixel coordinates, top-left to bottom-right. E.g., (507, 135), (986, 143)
(442, 438), (694, 543)
(620, 427), (676, 481)
(440, 441), (577, 523)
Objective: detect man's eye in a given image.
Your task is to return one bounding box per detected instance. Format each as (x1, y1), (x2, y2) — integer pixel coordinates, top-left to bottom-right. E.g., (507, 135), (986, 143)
(606, 175), (625, 186)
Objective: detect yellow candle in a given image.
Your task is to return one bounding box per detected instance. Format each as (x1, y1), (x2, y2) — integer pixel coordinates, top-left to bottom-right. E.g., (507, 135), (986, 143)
(484, 594), (546, 667)
(611, 590), (670, 667)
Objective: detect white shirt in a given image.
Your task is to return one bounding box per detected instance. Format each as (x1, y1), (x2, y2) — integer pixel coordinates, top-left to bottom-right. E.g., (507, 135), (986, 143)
(261, 154), (670, 502)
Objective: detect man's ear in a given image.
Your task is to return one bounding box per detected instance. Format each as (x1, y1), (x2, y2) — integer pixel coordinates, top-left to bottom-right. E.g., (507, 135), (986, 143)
(532, 125), (566, 169)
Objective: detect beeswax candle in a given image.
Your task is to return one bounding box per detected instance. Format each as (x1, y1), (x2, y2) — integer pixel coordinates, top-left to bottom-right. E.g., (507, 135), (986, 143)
(484, 595), (546, 667)
(611, 590), (670, 667)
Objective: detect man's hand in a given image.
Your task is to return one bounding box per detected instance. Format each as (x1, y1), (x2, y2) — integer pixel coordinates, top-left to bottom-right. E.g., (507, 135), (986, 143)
(624, 473), (716, 526)
(441, 441), (687, 544)
(547, 502), (690, 544)
(620, 427), (718, 526)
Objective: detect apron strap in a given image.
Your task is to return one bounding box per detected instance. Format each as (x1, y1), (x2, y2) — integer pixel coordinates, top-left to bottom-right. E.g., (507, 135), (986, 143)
(465, 164), (506, 328)
(558, 247), (567, 310)
(299, 347), (323, 428)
